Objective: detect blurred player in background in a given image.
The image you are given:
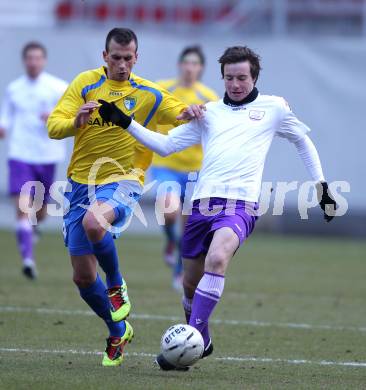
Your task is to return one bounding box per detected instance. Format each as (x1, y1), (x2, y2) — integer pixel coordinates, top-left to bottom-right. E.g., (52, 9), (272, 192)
(47, 28), (203, 367)
(0, 42), (67, 280)
(151, 46), (218, 291)
(97, 45), (338, 369)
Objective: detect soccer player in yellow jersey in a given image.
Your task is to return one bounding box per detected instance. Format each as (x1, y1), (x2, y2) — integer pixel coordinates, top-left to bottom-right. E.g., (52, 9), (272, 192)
(47, 28), (203, 366)
(151, 46), (218, 291)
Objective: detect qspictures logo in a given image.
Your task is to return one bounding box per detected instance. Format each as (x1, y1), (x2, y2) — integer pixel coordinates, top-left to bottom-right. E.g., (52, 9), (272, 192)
(17, 157), (349, 230)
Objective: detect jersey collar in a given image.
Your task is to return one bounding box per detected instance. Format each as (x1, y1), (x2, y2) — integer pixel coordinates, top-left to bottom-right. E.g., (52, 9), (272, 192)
(102, 66), (134, 88)
(223, 87), (259, 107)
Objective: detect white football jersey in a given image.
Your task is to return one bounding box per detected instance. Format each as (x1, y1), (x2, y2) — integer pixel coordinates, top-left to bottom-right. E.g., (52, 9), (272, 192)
(168, 94), (310, 202)
(0, 72), (68, 163)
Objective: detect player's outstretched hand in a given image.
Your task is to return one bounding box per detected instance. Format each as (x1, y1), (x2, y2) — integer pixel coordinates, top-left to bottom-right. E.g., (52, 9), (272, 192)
(98, 99), (132, 129)
(316, 182), (337, 222)
(74, 101), (100, 128)
(177, 104), (206, 121)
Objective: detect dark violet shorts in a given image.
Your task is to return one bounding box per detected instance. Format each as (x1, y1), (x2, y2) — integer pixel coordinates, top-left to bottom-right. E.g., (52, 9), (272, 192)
(8, 159), (56, 201)
(181, 197), (258, 259)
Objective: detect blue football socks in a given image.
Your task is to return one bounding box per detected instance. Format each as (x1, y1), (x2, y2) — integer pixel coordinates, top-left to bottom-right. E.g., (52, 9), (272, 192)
(163, 222), (177, 244)
(173, 242), (183, 277)
(92, 232), (122, 288)
(78, 274), (126, 337)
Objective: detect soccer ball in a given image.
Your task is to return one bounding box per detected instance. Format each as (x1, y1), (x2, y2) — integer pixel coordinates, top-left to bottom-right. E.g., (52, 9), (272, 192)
(160, 324), (204, 368)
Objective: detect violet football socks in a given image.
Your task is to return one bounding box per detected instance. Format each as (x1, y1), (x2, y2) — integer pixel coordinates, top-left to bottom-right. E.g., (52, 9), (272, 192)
(16, 218), (34, 265)
(189, 272), (225, 347)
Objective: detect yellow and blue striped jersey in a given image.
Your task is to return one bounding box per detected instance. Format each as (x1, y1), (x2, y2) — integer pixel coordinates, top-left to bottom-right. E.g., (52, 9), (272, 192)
(47, 67), (187, 185)
(153, 78), (219, 172)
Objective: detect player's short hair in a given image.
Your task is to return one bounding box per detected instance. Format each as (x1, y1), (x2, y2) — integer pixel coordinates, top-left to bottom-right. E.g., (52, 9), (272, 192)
(105, 28), (138, 52)
(218, 46), (261, 82)
(179, 45), (205, 66)
(22, 42), (47, 59)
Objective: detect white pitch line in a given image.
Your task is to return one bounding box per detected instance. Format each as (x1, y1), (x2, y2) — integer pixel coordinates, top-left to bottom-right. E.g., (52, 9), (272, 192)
(214, 356), (366, 368)
(0, 347), (365, 368)
(1, 305), (365, 333)
(0, 348), (155, 358)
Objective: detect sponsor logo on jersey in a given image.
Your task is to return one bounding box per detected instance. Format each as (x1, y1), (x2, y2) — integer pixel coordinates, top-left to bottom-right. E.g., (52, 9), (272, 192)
(109, 91), (123, 97)
(124, 97), (136, 111)
(249, 110), (265, 120)
(87, 113), (135, 127)
(87, 118), (112, 126)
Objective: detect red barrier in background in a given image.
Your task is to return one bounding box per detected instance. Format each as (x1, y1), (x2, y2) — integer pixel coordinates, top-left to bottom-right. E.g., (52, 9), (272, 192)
(115, 4), (127, 20)
(153, 5), (167, 23)
(54, 1), (364, 26)
(134, 4), (147, 23)
(95, 2), (109, 21)
(55, 0), (74, 20)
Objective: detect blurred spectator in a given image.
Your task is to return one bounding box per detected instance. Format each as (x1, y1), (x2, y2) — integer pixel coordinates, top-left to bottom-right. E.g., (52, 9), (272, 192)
(0, 42), (68, 279)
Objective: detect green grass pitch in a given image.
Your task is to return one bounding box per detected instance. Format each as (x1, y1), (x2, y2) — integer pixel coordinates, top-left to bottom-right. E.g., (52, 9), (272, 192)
(0, 230), (365, 389)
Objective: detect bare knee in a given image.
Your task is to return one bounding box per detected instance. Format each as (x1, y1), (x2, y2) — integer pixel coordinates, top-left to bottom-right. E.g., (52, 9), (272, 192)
(82, 211), (104, 243)
(205, 251), (227, 275)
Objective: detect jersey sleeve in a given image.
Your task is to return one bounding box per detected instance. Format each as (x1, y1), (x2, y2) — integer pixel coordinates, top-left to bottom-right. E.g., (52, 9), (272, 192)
(156, 89), (188, 127)
(47, 74), (84, 139)
(127, 118), (201, 156)
(167, 119), (202, 152)
(133, 85), (187, 171)
(275, 98), (310, 143)
(0, 87), (13, 131)
(294, 135), (325, 182)
(155, 79), (175, 91)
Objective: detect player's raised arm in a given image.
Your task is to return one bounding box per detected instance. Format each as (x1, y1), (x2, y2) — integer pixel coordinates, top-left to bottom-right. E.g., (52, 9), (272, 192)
(276, 99), (337, 221)
(98, 99), (201, 156)
(47, 74), (90, 139)
(155, 87), (206, 126)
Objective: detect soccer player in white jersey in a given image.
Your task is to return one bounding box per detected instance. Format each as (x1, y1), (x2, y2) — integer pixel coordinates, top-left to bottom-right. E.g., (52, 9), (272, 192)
(0, 42), (68, 279)
(151, 46), (218, 291)
(98, 46), (337, 368)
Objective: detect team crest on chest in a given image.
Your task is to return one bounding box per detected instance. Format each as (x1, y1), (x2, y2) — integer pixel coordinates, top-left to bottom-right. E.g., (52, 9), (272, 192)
(124, 97), (137, 111)
(249, 110), (265, 120)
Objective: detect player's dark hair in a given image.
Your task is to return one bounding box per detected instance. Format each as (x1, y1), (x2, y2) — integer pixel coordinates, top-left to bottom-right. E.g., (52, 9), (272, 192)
(105, 28), (138, 52)
(22, 42), (47, 59)
(219, 46), (261, 83)
(179, 45), (205, 66)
